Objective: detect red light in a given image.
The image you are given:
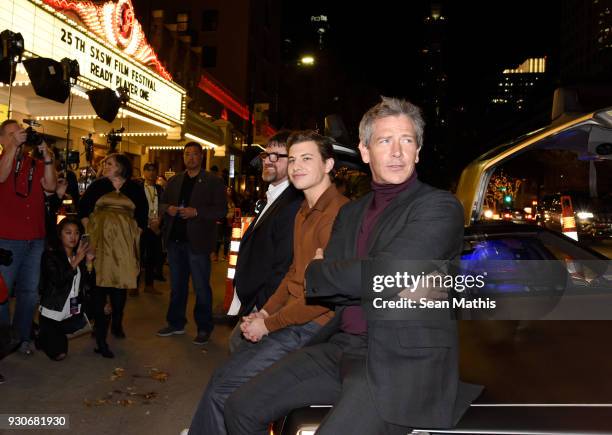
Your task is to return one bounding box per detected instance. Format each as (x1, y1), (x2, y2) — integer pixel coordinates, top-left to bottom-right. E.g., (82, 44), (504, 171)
(199, 72), (276, 135)
(199, 73), (250, 120)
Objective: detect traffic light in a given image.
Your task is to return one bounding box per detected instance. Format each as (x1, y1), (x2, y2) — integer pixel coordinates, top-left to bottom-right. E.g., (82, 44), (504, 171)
(504, 195), (512, 203)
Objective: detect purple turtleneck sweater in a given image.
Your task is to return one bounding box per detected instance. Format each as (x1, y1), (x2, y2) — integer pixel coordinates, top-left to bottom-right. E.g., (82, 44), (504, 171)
(340, 172), (417, 335)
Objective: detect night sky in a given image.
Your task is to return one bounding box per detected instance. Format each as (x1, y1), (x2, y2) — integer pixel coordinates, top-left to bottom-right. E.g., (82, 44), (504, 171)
(282, 1), (558, 105)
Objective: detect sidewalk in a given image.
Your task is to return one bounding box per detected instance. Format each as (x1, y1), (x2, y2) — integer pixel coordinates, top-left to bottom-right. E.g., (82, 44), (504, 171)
(0, 260), (233, 435)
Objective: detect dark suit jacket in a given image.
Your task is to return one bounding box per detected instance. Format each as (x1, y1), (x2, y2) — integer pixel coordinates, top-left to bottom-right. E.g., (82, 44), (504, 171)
(234, 185), (303, 316)
(160, 169), (227, 255)
(305, 179), (482, 428)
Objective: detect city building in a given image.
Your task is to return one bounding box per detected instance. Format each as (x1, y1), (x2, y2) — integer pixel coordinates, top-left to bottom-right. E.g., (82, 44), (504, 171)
(419, 2), (449, 129)
(560, 0), (611, 83)
(133, 0), (280, 191)
(0, 0), (202, 180)
(491, 57), (547, 112)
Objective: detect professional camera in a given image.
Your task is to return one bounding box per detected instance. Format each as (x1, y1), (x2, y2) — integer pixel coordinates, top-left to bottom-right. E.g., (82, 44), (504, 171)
(0, 248), (12, 266)
(23, 119), (44, 146)
(107, 127), (125, 153)
(82, 133), (94, 163)
(60, 57), (80, 82)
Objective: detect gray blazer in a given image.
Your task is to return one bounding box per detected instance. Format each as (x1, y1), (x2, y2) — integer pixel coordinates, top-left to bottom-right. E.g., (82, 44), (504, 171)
(305, 179), (482, 428)
(160, 170), (227, 254)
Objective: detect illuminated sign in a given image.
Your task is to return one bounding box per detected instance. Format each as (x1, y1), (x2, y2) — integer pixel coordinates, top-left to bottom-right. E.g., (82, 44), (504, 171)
(0, 0), (185, 125)
(42, 0), (171, 80)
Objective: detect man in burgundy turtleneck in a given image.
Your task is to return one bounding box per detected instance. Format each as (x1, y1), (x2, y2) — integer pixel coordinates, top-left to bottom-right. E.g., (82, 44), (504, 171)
(225, 97), (481, 435)
(340, 171), (418, 335)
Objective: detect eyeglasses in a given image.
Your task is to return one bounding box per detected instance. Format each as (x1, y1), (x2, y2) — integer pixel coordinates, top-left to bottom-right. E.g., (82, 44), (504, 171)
(259, 152), (288, 162)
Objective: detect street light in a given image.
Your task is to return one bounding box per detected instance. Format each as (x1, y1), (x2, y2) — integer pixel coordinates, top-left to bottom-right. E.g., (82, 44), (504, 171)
(299, 55), (315, 66)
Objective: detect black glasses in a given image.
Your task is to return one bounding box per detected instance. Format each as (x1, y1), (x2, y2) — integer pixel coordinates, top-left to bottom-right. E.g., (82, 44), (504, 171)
(259, 152), (288, 162)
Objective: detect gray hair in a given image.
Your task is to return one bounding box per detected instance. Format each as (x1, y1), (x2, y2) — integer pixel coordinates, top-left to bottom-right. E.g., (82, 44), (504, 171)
(358, 96), (425, 149)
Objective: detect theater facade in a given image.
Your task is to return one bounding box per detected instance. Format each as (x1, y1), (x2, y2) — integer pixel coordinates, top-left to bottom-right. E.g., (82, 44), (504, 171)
(0, 0), (222, 178)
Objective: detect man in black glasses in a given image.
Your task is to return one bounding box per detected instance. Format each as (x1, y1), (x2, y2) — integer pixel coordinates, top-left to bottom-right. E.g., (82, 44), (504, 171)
(227, 130), (303, 352)
(0, 119), (56, 356)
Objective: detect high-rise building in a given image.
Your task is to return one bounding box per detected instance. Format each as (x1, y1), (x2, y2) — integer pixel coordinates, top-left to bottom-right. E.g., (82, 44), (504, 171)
(560, 0), (612, 83)
(420, 2), (449, 129)
(491, 57), (547, 112)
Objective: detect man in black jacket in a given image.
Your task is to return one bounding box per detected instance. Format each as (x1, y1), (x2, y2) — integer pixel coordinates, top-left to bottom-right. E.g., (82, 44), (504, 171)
(224, 97), (482, 434)
(157, 142), (227, 345)
(227, 130), (303, 352)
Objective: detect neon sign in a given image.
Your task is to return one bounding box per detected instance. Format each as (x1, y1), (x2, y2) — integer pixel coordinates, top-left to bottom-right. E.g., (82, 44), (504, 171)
(42, 0), (172, 81)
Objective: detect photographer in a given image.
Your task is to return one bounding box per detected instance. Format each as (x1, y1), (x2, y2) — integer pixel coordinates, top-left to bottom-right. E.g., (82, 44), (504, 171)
(37, 217), (94, 361)
(0, 119), (57, 356)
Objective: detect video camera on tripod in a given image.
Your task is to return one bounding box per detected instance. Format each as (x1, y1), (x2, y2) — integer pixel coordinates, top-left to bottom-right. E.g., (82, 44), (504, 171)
(107, 127), (125, 153)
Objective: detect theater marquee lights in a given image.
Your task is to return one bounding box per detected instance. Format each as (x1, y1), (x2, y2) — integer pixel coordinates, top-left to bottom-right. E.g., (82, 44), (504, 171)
(41, 0), (171, 81)
(0, 0), (185, 125)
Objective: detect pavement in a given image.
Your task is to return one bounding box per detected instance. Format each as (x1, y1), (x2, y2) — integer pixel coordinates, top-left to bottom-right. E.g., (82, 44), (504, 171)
(0, 260), (234, 435)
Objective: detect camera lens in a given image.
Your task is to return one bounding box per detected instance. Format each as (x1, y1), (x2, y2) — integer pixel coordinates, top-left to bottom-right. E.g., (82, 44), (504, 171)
(25, 127), (43, 146)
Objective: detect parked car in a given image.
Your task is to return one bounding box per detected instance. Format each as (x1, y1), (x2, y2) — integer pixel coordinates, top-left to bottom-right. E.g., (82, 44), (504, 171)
(539, 193), (612, 239)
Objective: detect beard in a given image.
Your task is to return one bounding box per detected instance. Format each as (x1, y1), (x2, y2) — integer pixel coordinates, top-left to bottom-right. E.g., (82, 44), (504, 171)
(262, 167), (277, 183)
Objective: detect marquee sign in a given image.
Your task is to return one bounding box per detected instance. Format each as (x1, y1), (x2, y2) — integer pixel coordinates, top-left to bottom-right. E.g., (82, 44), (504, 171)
(42, 0), (171, 81)
(0, 0), (185, 125)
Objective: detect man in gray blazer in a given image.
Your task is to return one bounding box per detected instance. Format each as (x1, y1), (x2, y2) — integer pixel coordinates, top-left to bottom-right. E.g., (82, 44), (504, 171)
(157, 142), (227, 345)
(224, 97), (481, 434)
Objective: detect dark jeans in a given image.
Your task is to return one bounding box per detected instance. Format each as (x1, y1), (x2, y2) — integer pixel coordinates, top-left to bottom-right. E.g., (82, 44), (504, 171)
(93, 287), (126, 348)
(37, 314), (85, 360)
(140, 228), (163, 286)
(224, 333), (409, 435)
(0, 238), (44, 343)
(166, 241), (213, 333)
(189, 321), (321, 435)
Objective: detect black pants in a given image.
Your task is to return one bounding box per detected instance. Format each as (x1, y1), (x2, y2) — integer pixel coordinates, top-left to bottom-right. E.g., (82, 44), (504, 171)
(93, 287), (126, 347)
(37, 314), (85, 360)
(140, 228), (163, 286)
(224, 333), (409, 435)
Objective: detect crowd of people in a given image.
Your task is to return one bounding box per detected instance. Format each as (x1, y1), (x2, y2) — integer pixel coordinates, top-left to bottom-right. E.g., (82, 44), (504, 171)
(0, 120), (231, 372)
(0, 97), (482, 434)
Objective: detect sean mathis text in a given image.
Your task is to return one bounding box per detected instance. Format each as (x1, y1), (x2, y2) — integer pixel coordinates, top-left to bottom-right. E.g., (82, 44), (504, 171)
(372, 297), (496, 310)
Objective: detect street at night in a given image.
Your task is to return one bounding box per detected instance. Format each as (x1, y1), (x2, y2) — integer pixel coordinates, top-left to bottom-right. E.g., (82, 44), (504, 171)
(1, 0), (611, 434)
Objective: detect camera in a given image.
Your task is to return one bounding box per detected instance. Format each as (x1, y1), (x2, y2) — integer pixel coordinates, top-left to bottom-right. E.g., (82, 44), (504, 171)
(60, 57), (80, 82)
(82, 133), (94, 163)
(23, 119), (44, 146)
(0, 248), (12, 266)
(107, 127), (125, 153)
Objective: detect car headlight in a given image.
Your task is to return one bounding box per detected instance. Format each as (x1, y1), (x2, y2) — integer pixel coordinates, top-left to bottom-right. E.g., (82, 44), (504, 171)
(577, 211), (594, 220)
(484, 210), (494, 219)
